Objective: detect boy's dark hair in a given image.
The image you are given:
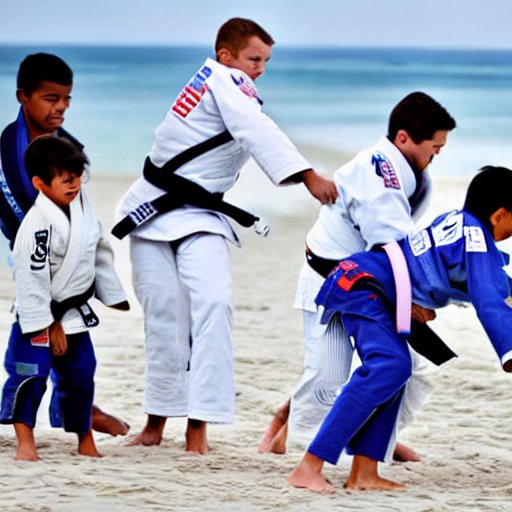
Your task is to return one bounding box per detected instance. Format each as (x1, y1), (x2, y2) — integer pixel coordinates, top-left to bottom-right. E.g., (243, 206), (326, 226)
(17, 53), (73, 96)
(388, 91), (456, 143)
(215, 17), (274, 58)
(25, 135), (88, 185)
(464, 166), (512, 231)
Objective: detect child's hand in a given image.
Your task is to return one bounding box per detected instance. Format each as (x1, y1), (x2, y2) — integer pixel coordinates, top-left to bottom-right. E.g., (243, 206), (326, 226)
(109, 300), (130, 311)
(302, 170), (338, 205)
(411, 304), (436, 323)
(49, 321), (68, 356)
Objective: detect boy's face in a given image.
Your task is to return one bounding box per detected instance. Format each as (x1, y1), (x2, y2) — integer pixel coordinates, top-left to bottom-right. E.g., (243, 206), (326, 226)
(218, 36), (272, 81)
(33, 170), (81, 209)
(397, 129), (449, 172)
(17, 81), (72, 140)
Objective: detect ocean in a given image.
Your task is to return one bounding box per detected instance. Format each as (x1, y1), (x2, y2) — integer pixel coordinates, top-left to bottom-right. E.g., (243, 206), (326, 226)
(0, 44), (511, 178)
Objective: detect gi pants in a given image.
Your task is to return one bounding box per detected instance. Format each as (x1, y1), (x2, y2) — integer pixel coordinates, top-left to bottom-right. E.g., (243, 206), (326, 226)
(130, 233), (235, 423)
(309, 289), (412, 464)
(0, 322), (96, 434)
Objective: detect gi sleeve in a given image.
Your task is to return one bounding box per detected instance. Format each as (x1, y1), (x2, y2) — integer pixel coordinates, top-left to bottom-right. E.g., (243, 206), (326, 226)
(338, 159), (415, 251)
(93, 233), (128, 307)
(465, 227), (512, 369)
(12, 212), (53, 333)
(207, 66), (311, 186)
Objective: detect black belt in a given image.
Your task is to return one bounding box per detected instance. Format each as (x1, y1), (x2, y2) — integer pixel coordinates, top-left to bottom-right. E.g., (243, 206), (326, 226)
(306, 245), (457, 366)
(50, 281), (99, 327)
(111, 130), (260, 240)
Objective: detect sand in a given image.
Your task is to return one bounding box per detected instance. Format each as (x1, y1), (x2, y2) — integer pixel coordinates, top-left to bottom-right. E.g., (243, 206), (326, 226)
(1, 164), (512, 512)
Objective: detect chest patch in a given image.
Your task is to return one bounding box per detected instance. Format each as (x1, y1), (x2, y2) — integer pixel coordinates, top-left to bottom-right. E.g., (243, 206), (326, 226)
(171, 65), (212, 118)
(231, 74), (263, 105)
(372, 152), (400, 190)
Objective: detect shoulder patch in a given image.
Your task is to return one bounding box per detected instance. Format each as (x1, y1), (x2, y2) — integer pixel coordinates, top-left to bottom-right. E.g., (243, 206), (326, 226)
(372, 152), (400, 189)
(409, 229), (432, 256)
(464, 225), (487, 252)
(231, 74), (263, 105)
(171, 65), (211, 118)
(30, 229), (49, 271)
(431, 213), (463, 247)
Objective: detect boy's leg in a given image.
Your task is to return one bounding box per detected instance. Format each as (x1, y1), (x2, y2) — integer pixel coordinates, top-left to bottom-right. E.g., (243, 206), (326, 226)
(51, 332), (99, 455)
(0, 323), (51, 460)
(290, 293), (412, 491)
(345, 454), (405, 490)
(287, 451), (336, 493)
(128, 237), (191, 446)
(14, 422), (39, 461)
(287, 312), (353, 450)
(176, 234), (235, 453)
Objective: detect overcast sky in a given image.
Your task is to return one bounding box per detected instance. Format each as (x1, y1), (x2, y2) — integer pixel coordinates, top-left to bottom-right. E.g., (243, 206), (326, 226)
(0, 0), (510, 49)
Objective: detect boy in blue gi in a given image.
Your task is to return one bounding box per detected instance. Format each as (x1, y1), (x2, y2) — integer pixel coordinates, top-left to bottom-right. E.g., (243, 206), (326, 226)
(0, 135), (129, 460)
(288, 165), (512, 492)
(0, 52), (129, 436)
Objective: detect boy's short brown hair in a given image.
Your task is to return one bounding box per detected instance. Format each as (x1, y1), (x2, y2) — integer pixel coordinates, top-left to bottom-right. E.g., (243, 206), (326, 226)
(215, 17), (274, 58)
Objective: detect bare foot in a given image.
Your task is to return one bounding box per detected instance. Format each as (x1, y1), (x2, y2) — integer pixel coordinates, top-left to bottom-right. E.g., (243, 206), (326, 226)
(345, 454), (405, 491)
(287, 452), (336, 493)
(126, 414), (166, 446)
(14, 423), (39, 461)
(92, 405), (130, 436)
(257, 399), (290, 454)
(78, 430), (102, 458)
(393, 441), (421, 462)
(186, 419), (208, 454)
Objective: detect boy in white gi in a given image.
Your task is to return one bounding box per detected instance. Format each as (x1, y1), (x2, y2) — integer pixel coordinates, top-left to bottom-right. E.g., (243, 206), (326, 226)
(288, 165), (512, 492)
(259, 92), (456, 458)
(0, 135), (129, 460)
(0, 52), (130, 437)
(115, 17), (337, 453)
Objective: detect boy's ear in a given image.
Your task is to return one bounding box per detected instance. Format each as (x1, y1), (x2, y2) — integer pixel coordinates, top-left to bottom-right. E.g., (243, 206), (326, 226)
(394, 129), (410, 146)
(217, 47), (233, 65)
(16, 88), (29, 104)
(32, 176), (44, 191)
(490, 207), (508, 227)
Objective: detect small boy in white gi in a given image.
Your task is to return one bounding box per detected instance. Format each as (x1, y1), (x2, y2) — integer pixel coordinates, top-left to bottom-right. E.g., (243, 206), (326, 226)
(288, 165), (512, 492)
(0, 135), (129, 460)
(115, 17), (337, 453)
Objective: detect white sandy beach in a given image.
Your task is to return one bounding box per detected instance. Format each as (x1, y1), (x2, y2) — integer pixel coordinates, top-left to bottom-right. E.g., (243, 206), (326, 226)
(1, 158), (512, 512)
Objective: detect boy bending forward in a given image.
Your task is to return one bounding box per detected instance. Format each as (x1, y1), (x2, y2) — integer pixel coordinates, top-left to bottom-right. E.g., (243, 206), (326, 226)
(0, 136), (128, 460)
(288, 165), (512, 492)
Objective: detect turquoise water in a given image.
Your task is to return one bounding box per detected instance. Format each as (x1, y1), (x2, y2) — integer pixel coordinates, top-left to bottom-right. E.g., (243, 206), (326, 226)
(1, 44), (511, 176)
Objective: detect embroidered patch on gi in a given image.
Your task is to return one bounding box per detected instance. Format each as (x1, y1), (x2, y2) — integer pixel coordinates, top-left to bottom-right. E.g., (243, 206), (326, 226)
(171, 65), (211, 118)
(431, 212), (463, 247)
(30, 229), (49, 271)
(372, 151), (400, 189)
(15, 362), (39, 376)
(231, 74), (263, 105)
(314, 381), (339, 406)
(464, 226), (487, 252)
(409, 229), (432, 256)
(31, 328), (50, 347)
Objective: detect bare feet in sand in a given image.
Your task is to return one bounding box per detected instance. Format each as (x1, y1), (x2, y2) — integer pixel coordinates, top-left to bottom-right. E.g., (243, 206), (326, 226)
(393, 441), (421, 462)
(344, 454), (405, 491)
(92, 405), (129, 436)
(78, 430), (102, 458)
(14, 423), (39, 461)
(126, 414), (166, 446)
(287, 452), (336, 493)
(186, 419), (208, 454)
(257, 400), (290, 454)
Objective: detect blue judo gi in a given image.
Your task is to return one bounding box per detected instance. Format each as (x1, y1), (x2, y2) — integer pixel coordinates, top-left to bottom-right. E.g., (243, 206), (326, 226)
(310, 209), (512, 464)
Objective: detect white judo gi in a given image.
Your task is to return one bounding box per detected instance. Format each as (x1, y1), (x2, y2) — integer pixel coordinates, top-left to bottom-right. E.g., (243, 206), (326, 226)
(13, 189), (127, 334)
(116, 58), (312, 423)
(290, 135), (434, 449)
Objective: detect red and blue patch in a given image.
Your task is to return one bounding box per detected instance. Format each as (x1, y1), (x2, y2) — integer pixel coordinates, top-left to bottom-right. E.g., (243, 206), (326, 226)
(372, 151), (400, 190)
(171, 65), (212, 118)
